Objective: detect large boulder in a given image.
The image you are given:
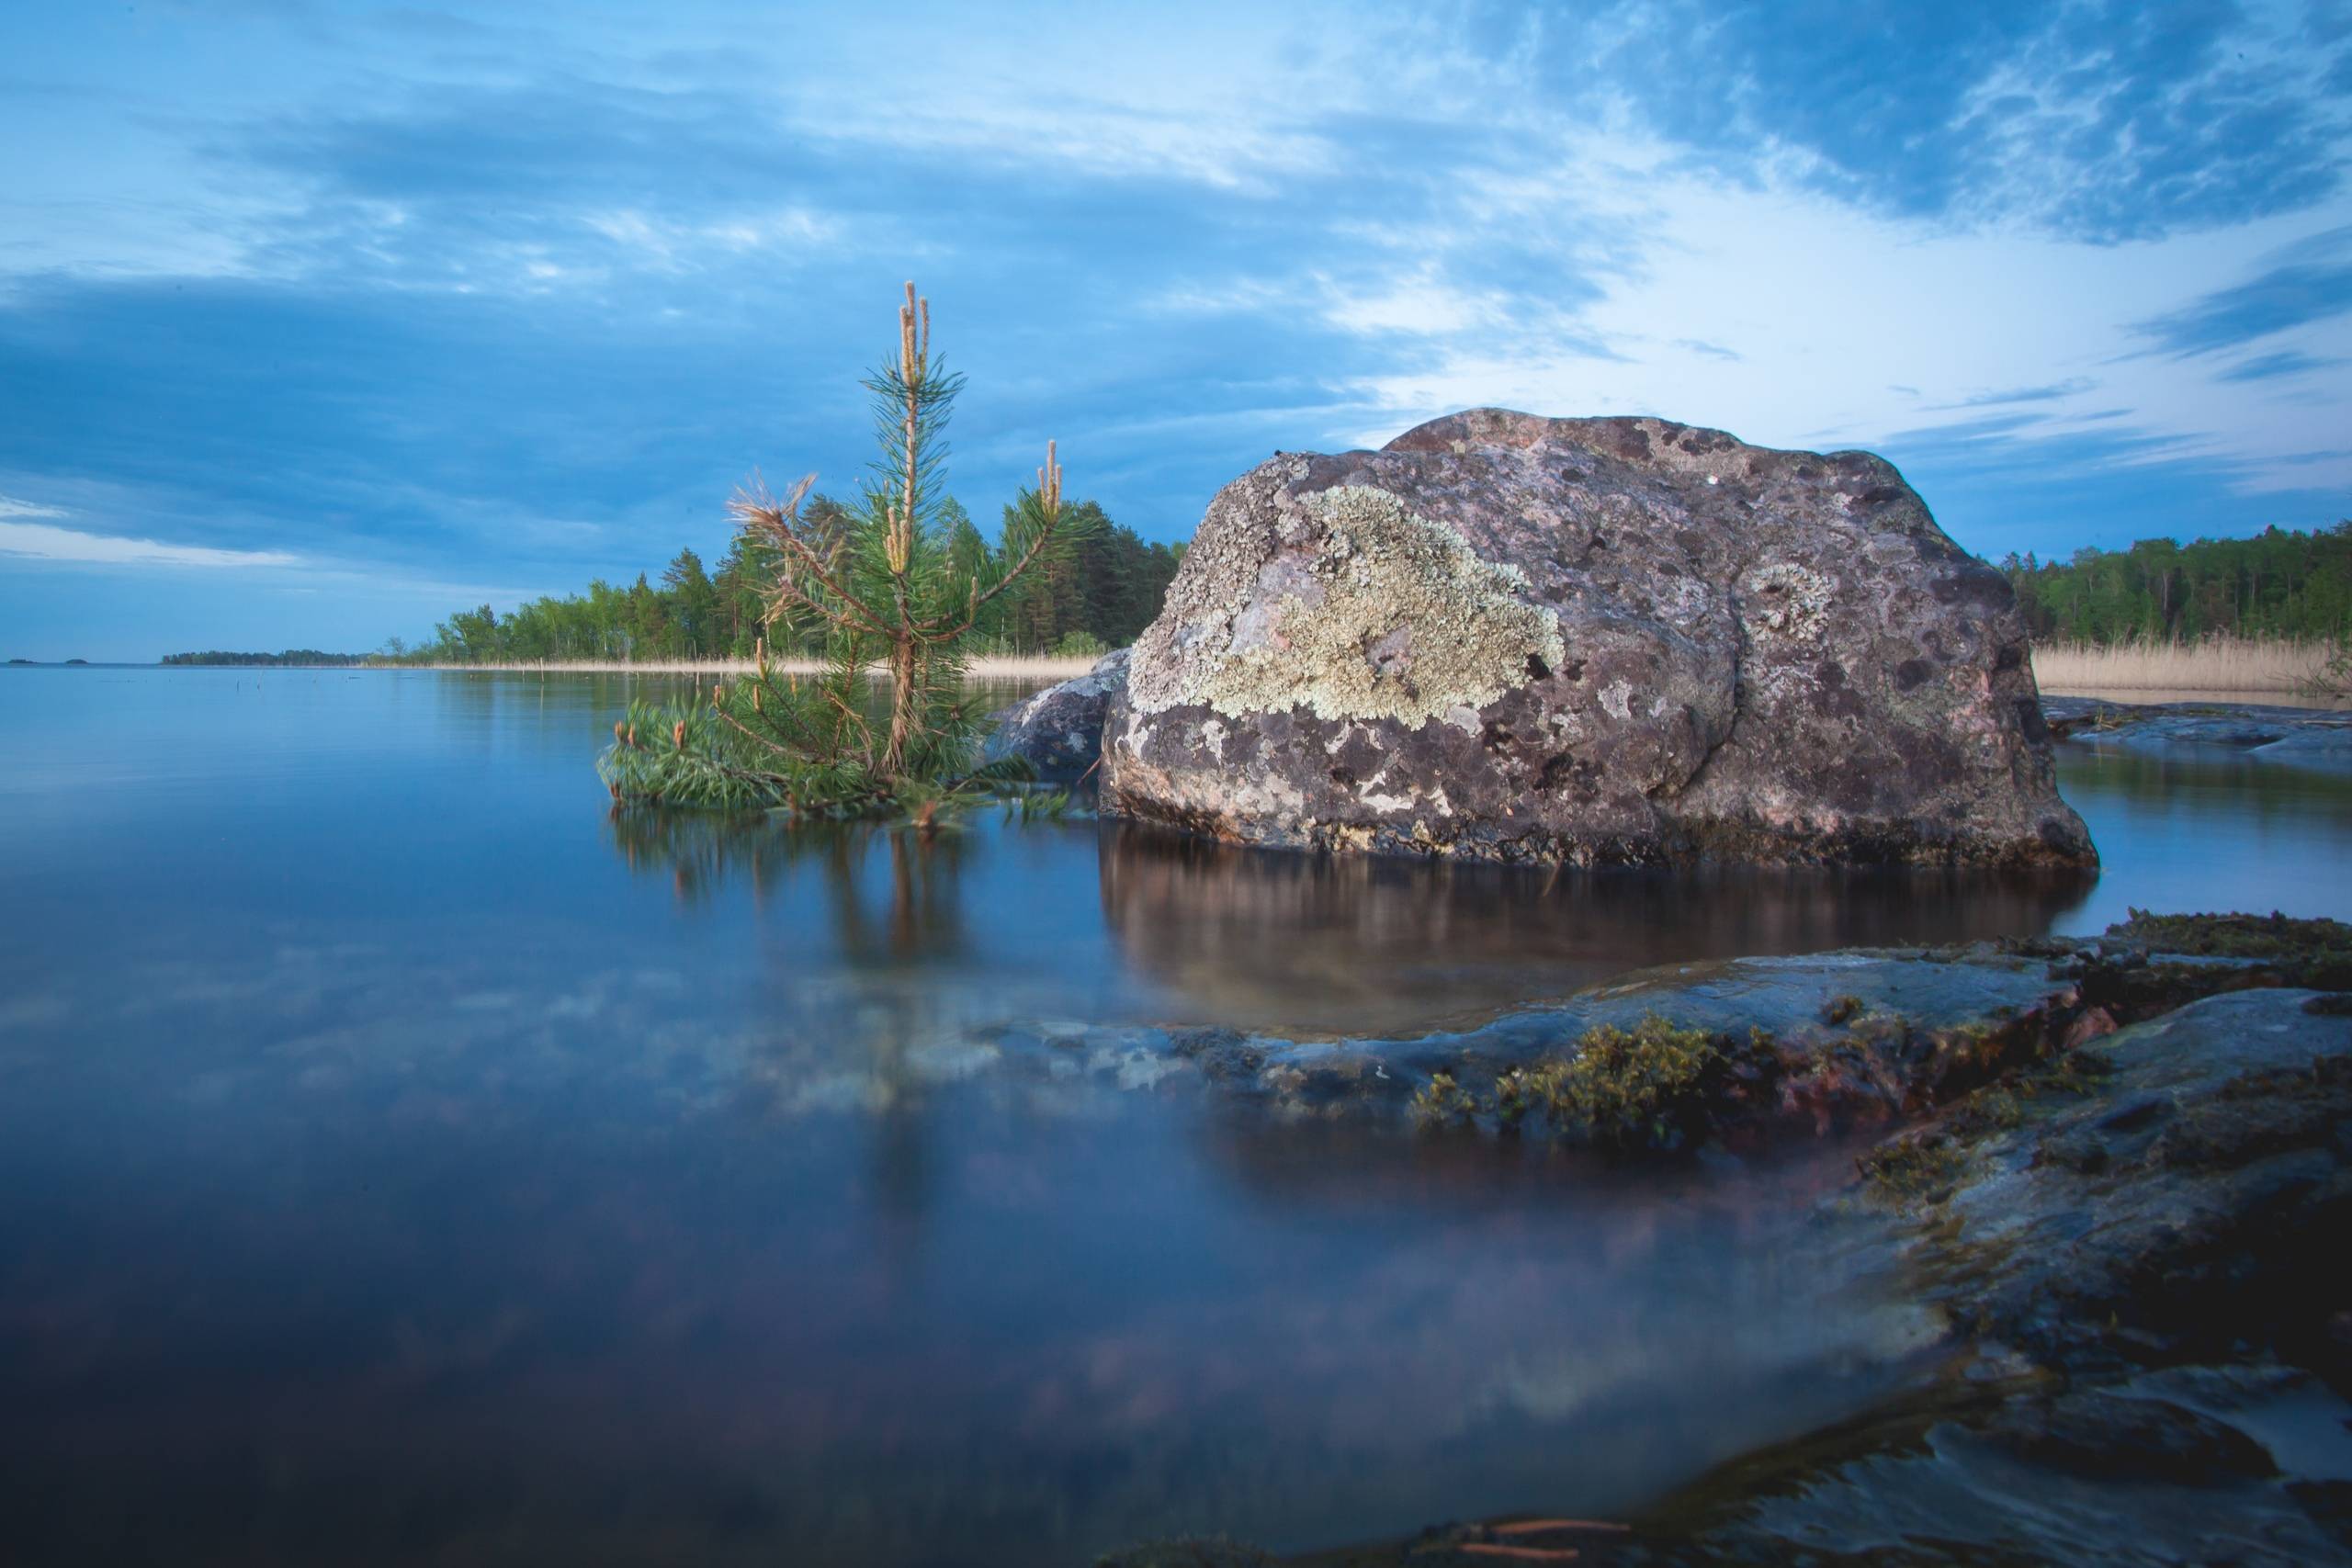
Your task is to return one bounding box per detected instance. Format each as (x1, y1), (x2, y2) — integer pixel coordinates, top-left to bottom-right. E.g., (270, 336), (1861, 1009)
(1102, 409), (2095, 867)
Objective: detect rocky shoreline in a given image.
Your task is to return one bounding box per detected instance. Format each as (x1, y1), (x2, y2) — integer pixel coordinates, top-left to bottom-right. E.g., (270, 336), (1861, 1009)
(978, 665), (2352, 1563)
(2042, 694), (2352, 770)
(1082, 913), (2352, 1567)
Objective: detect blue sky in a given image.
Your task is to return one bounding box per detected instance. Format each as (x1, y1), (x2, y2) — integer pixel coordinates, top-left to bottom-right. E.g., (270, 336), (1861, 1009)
(2, 0), (2349, 660)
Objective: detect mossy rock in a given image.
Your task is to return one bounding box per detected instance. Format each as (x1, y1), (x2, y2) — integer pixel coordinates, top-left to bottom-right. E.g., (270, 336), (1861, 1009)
(2108, 908), (2352, 989)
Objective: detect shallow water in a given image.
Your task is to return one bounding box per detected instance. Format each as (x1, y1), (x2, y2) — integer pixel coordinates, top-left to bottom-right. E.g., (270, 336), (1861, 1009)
(2, 668), (2347, 1565)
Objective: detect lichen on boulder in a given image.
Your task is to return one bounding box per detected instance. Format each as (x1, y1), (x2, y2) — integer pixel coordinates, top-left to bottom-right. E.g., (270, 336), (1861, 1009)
(1129, 484), (1564, 728)
(1102, 408), (2096, 867)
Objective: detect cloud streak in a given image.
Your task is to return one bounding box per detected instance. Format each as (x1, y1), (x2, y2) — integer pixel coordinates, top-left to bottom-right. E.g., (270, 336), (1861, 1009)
(0, 518), (300, 570)
(2131, 226), (2352, 355)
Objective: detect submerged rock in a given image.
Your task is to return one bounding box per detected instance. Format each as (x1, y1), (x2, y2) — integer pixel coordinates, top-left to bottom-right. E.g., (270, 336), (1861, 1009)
(1096, 938), (2352, 1568)
(1984, 1389), (2281, 1484)
(1883, 986), (2352, 1375)
(1103, 410), (2093, 867)
(948, 914), (2351, 1157)
(1653, 987), (2352, 1565)
(2044, 694), (2352, 771)
(983, 648), (1130, 777)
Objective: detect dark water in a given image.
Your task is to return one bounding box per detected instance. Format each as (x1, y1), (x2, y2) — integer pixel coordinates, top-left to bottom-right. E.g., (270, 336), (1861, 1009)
(1, 669), (2346, 1565)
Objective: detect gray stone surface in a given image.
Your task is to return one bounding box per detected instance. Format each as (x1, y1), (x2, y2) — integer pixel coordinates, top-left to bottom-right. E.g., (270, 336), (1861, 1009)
(981, 647), (1129, 777)
(1905, 986), (2352, 1371)
(1096, 956), (2352, 1567)
(2044, 694), (2352, 770)
(1103, 409), (2093, 866)
(1679, 987), (2352, 1568)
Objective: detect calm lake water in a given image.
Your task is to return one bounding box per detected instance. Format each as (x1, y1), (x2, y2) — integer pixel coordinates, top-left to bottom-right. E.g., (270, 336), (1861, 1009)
(3, 668), (2348, 1565)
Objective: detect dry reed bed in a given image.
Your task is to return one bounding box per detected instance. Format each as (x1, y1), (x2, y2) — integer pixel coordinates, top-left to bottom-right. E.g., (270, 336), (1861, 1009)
(397, 640), (2338, 696)
(412, 655), (1105, 681)
(2032, 636), (2335, 694)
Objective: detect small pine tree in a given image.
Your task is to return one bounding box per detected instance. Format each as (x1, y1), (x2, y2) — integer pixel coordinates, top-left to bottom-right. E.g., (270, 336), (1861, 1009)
(599, 282), (1095, 818)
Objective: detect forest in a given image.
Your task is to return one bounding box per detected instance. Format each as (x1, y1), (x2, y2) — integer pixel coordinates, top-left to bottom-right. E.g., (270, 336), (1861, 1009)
(162, 649), (368, 667)
(384, 496), (1183, 664)
(164, 520), (2351, 669)
(2001, 521), (2352, 644)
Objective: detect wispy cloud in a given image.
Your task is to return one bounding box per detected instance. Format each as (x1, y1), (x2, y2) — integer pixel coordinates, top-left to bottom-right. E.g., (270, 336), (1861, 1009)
(2130, 226), (2352, 355)
(1928, 378), (2098, 410)
(2216, 348), (2346, 382)
(0, 518), (301, 570)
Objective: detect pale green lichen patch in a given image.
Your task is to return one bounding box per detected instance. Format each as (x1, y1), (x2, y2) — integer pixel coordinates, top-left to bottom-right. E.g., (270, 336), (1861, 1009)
(1741, 562), (1835, 642)
(1171, 485), (1564, 725)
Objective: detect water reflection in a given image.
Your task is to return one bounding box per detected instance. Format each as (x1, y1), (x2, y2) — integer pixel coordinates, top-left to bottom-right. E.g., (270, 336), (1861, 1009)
(1097, 826), (2098, 1034)
(2052, 743), (2352, 932)
(604, 806), (2097, 1040)
(609, 808), (973, 964)
(609, 812), (991, 1224)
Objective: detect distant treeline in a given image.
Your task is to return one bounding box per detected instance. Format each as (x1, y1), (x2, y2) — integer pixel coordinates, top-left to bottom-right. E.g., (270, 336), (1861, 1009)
(2001, 522), (2352, 645)
(390, 496), (1185, 664)
(163, 649), (368, 667)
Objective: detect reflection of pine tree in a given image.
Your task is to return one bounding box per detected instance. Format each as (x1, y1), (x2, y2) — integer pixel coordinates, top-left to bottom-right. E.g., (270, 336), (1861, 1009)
(605, 809), (968, 964)
(607, 807), (967, 1223)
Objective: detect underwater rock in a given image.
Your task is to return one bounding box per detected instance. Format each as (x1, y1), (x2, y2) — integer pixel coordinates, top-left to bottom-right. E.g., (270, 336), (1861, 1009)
(984, 647), (1130, 777)
(2043, 694), (2352, 772)
(968, 918), (2352, 1153)
(1640, 987), (2352, 1564)
(1984, 1390), (2280, 1483)
(1094, 935), (2352, 1568)
(1102, 409), (2094, 866)
(1887, 986), (2352, 1375)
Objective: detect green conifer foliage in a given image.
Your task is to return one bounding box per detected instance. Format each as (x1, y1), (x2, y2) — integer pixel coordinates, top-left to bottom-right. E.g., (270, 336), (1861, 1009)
(598, 283), (1095, 819)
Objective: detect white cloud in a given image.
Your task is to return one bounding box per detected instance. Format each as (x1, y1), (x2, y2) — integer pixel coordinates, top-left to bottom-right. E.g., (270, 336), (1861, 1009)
(583, 207), (842, 274)
(1319, 268), (1504, 337)
(1326, 136), (2352, 493)
(0, 518), (301, 570)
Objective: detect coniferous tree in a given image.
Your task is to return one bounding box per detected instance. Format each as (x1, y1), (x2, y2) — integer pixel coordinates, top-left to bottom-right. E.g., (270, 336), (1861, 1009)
(662, 547), (718, 657)
(599, 282), (1096, 816)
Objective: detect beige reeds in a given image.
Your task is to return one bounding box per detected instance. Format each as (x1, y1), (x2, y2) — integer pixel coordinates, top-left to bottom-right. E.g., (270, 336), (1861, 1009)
(2032, 635), (2339, 696)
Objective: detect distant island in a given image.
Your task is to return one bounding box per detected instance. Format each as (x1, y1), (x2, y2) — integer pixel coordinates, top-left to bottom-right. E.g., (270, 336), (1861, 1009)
(161, 650), (368, 667)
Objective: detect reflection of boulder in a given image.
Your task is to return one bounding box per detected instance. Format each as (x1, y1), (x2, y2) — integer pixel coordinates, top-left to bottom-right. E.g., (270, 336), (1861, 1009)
(1098, 821), (2093, 1035)
(1104, 411), (2094, 867)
